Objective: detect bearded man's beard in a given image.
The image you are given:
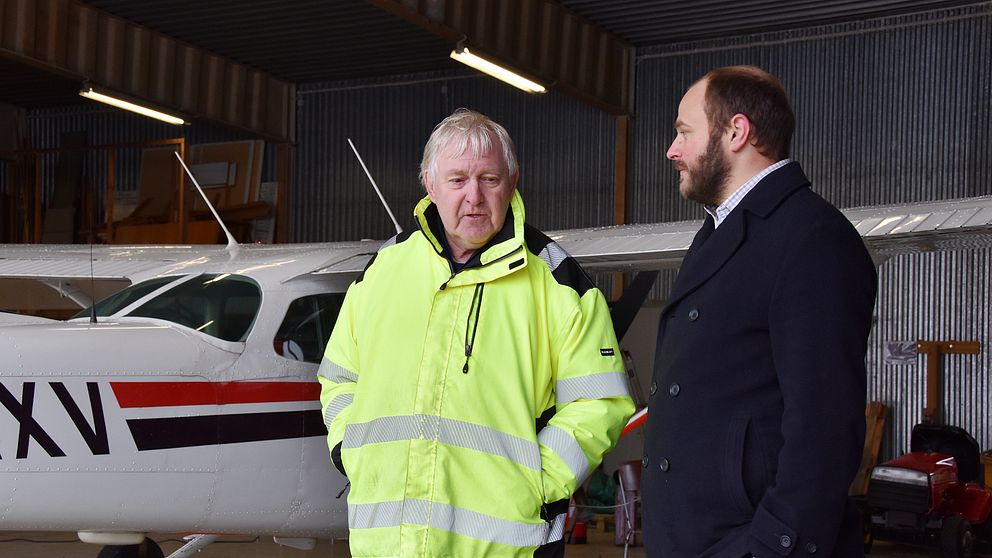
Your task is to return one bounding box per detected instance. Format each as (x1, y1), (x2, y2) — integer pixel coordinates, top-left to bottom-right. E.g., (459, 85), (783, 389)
(677, 132), (731, 206)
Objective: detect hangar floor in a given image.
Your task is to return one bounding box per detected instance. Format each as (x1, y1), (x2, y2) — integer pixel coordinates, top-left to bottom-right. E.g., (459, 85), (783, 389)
(0, 529), (986, 557)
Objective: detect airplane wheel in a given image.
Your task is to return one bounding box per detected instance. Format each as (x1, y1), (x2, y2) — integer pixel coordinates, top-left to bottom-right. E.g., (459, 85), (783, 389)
(940, 516), (974, 558)
(97, 538), (165, 558)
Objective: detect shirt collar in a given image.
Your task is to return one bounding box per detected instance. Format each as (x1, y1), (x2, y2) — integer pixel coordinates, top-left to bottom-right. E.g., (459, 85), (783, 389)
(704, 158), (792, 228)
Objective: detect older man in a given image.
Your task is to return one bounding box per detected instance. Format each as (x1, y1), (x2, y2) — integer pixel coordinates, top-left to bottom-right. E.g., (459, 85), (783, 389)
(319, 109), (634, 557)
(643, 66), (877, 557)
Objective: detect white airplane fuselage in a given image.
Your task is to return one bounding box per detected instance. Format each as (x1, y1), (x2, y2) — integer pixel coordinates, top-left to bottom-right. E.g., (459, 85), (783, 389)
(0, 243), (375, 541)
(0, 322), (345, 537)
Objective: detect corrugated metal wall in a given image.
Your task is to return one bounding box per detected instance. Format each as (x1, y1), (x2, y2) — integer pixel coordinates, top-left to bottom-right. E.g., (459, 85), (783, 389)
(294, 71), (616, 242)
(629, 3), (992, 225)
(870, 249), (992, 458)
(629, 3), (992, 459)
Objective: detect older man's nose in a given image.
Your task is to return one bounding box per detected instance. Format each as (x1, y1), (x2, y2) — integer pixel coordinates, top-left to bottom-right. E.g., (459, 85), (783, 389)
(464, 180), (484, 203)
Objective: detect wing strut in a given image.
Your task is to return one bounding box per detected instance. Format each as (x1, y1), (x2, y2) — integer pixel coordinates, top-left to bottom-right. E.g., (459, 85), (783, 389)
(166, 535), (219, 558)
(609, 271), (659, 342)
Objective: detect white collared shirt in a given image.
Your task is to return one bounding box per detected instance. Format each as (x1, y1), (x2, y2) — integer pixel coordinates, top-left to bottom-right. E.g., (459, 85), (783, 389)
(705, 159), (792, 228)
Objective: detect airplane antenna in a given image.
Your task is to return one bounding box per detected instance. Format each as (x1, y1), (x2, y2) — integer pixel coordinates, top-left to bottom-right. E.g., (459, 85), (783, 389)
(173, 151), (238, 249)
(348, 138), (402, 235)
(89, 244), (97, 324)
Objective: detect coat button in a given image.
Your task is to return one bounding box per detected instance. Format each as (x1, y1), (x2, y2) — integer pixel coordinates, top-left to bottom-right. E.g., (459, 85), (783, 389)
(642, 456), (649, 468)
(805, 542), (817, 553)
(779, 535), (793, 548)
(650, 381), (657, 396)
(659, 458), (670, 472)
(668, 383), (680, 397)
(688, 309), (699, 321)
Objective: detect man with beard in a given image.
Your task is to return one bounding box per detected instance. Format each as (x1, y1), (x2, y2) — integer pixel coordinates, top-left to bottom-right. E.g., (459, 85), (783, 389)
(641, 66), (877, 557)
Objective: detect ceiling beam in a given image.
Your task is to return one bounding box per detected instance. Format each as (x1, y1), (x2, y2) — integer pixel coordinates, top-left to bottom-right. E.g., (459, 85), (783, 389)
(0, 0), (295, 142)
(368, 0), (634, 115)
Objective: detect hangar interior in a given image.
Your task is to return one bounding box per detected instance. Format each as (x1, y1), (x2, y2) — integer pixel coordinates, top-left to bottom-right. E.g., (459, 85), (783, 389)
(1, 0), (991, 555)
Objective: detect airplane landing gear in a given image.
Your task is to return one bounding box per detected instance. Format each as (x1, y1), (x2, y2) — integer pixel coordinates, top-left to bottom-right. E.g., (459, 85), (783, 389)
(97, 538), (164, 558)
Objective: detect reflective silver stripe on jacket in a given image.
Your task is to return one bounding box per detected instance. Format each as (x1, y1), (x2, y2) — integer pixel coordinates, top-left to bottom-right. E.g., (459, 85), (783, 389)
(349, 499), (556, 547)
(537, 242), (568, 272)
(323, 393), (354, 429)
(342, 414), (542, 471)
(538, 425), (590, 483)
(318, 357), (358, 383)
(556, 371), (629, 404)
(547, 512), (567, 544)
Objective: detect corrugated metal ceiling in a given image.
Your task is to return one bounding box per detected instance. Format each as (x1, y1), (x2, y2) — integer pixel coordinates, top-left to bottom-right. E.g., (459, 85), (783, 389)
(77, 0), (990, 83)
(78, 0), (457, 83)
(558, 0), (988, 45)
(1, 1), (987, 114)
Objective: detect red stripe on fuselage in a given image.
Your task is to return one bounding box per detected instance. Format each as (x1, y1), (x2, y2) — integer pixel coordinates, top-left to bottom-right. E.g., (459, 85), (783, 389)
(110, 381), (320, 408)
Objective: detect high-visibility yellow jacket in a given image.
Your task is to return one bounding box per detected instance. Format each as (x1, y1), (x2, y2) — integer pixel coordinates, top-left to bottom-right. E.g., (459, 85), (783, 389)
(319, 191), (634, 557)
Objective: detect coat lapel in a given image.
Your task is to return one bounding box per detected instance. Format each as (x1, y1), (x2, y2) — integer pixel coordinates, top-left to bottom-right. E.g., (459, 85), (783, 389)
(662, 162), (811, 313)
(664, 209), (745, 310)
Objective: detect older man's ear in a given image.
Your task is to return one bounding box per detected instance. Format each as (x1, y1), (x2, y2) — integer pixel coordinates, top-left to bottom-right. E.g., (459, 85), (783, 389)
(422, 172), (435, 199)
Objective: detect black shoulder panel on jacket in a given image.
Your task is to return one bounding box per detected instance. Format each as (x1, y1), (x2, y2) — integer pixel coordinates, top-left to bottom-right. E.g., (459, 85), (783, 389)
(354, 230), (415, 284)
(524, 224), (595, 297)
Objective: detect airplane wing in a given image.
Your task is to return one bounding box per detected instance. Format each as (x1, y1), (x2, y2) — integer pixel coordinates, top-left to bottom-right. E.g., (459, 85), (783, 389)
(553, 194), (992, 272)
(549, 219), (699, 272)
(0, 242), (378, 314)
(0, 245), (188, 313)
(845, 195), (992, 259)
(0, 310), (55, 325)
(3, 194), (990, 312)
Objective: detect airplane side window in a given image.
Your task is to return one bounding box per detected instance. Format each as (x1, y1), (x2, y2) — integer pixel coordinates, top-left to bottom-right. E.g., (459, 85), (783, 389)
(72, 276), (182, 319)
(274, 293), (345, 363)
(129, 274), (261, 342)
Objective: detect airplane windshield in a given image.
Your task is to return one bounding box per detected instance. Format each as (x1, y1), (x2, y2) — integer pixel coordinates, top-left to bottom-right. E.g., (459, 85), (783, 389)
(72, 276), (181, 319)
(128, 273), (262, 342)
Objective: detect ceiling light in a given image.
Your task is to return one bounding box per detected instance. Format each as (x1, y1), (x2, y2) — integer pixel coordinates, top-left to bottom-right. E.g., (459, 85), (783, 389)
(450, 46), (546, 94)
(79, 85), (186, 125)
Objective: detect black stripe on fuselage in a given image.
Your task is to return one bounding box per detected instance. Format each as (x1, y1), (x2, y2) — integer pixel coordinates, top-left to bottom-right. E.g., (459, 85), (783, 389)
(126, 410), (326, 451)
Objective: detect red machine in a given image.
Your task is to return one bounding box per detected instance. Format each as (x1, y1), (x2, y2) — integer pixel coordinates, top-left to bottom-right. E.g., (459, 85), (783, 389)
(867, 423), (992, 557)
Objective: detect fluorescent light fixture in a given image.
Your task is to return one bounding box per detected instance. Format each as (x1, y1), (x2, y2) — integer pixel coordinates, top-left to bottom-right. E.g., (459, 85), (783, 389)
(79, 85), (186, 125)
(450, 46), (546, 94)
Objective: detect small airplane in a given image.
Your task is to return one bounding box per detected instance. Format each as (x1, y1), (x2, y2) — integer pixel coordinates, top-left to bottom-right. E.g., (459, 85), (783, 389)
(1, 185), (991, 557)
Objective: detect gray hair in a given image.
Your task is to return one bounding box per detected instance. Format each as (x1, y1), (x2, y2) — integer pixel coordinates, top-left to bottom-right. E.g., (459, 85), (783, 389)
(420, 109), (518, 188)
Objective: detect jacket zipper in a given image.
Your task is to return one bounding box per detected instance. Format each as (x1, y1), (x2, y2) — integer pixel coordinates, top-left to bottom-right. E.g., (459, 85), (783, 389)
(438, 245), (524, 290)
(438, 245), (523, 373)
(462, 283), (484, 374)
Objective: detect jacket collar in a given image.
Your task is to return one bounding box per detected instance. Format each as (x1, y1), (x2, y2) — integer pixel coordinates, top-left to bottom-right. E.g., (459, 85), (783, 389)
(414, 190), (528, 286)
(664, 161), (810, 311)
(736, 161), (810, 219)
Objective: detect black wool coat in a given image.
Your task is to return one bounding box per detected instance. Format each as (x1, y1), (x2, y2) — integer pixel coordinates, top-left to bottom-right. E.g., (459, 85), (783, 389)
(642, 162), (877, 557)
